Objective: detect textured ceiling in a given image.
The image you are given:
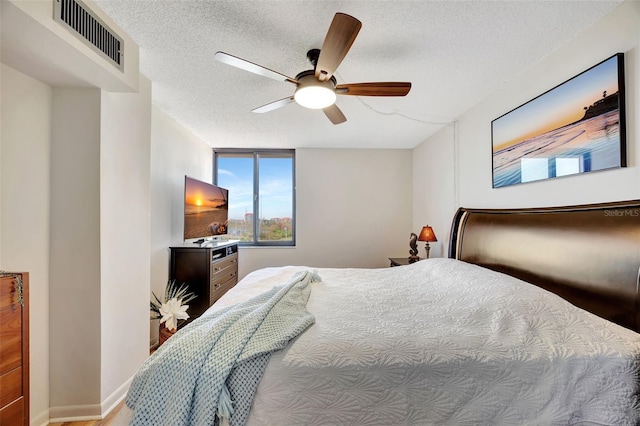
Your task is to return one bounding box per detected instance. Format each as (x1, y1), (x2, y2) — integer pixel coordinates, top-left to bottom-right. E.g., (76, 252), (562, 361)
(94, 0), (621, 149)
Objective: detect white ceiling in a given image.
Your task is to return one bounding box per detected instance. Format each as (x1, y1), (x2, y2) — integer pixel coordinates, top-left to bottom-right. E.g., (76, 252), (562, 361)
(93, 0), (621, 149)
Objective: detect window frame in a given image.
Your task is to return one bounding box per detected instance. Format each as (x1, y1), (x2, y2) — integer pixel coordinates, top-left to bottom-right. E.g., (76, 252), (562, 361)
(213, 148), (296, 247)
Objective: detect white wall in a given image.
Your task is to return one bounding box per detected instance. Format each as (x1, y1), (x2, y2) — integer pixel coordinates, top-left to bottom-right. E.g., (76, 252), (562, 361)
(412, 124), (457, 258)
(49, 88), (103, 416)
(47, 84), (152, 421)
(149, 106), (213, 345)
(1, 68), (152, 422)
(99, 77), (152, 411)
(413, 0), (640, 247)
(0, 63), (52, 426)
(237, 148), (413, 277)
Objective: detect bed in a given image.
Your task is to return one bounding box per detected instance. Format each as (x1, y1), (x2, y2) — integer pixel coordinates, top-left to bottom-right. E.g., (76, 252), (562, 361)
(120, 199), (640, 425)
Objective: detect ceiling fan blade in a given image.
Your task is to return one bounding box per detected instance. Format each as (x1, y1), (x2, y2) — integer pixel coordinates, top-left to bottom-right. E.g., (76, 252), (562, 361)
(251, 97), (295, 114)
(336, 82), (412, 97)
(323, 104), (347, 125)
(315, 13), (362, 82)
(214, 52), (297, 84)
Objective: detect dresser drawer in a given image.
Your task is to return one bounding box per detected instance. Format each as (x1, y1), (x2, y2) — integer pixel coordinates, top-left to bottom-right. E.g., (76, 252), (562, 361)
(0, 304), (21, 373)
(211, 265), (237, 287)
(0, 396), (23, 426)
(0, 367), (22, 408)
(211, 253), (238, 278)
(210, 276), (237, 304)
(211, 262), (237, 289)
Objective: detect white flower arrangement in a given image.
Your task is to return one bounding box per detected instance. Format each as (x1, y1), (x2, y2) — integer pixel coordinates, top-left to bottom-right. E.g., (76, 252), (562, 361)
(150, 279), (197, 331)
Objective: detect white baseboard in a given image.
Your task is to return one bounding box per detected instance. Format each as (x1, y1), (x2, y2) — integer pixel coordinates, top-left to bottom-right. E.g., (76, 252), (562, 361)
(102, 376), (132, 414)
(48, 376), (132, 422)
(32, 408), (50, 426)
(49, 404), (102, 422)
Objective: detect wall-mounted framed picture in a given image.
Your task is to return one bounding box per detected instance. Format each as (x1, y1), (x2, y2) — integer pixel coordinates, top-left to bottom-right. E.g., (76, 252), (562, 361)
(491, 53), (626, 188)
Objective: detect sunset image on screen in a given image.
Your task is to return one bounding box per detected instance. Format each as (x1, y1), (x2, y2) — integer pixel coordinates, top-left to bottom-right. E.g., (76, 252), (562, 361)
(184, 177), (228, 239)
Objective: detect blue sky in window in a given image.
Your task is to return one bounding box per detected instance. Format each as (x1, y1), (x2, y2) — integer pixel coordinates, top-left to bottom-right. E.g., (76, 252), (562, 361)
(218, 156), (293, 219)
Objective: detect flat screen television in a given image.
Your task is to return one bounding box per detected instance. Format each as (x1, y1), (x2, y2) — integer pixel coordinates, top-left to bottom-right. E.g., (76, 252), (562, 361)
(183, 176), (229, 243)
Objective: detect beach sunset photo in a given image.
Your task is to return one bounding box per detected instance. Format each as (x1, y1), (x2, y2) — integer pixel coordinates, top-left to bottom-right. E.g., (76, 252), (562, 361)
(491, 53), (625, 188)
(184, 177), (229, 239)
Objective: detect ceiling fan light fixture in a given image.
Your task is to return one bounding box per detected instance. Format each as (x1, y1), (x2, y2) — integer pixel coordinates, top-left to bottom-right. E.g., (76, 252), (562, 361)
(216, 14), (410, 125)
(294, 74), (336, 109)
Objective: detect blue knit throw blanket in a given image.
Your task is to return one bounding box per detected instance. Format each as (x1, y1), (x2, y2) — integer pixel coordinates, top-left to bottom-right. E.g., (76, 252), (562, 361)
(126, 270), (319, 426)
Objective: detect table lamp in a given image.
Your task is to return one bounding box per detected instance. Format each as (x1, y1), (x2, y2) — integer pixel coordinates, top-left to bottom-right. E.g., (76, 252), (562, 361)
(418, 225), (437, 259)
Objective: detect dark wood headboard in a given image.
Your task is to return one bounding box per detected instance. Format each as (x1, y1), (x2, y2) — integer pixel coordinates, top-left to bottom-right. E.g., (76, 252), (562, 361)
(448, 200), (640, 333)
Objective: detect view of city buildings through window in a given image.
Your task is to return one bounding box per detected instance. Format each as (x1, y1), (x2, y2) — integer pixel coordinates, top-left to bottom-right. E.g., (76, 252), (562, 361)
(215, 151), (294, 244)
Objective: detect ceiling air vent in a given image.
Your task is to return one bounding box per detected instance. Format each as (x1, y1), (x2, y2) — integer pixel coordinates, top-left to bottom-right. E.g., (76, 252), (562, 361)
(53, 0), (124, 72)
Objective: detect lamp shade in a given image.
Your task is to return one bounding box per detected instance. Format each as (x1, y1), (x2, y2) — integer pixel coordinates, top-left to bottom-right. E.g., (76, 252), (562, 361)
(418, 225), (437, 242)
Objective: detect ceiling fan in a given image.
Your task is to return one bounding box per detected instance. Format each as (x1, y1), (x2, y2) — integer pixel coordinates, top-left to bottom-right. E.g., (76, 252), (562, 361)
(214, 12), (411, 125)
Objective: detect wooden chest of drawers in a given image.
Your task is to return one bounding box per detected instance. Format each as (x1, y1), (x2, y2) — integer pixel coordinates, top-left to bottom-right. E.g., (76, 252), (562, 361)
(169, 243), (238, 325)
(0, 272), (29, 426)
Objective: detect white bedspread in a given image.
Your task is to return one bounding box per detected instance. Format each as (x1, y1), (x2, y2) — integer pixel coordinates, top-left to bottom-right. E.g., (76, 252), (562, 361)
(214, 258), (640, 425)
(116, 258), (640, 425)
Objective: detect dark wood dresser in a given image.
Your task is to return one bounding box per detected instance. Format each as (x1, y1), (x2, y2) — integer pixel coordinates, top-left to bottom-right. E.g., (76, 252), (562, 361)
(169, 242), (239, 326)
(0, 272), (29, 426)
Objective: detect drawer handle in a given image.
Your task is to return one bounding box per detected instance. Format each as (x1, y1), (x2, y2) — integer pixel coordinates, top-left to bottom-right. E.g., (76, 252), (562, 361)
(214, 263), (238, 272)
(18, 276), (23, 306)
(0, 272), (24, 306)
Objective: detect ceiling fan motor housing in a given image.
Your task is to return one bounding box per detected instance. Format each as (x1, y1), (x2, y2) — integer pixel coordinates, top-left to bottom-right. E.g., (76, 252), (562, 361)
(307, 48), (321, 68)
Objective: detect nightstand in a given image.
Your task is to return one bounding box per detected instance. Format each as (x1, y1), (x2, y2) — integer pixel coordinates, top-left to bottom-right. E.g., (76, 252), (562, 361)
(389, 257), (422, 267)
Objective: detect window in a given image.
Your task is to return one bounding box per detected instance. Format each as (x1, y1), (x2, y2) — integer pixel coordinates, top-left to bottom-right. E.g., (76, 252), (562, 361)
(214, 149), (295, 246)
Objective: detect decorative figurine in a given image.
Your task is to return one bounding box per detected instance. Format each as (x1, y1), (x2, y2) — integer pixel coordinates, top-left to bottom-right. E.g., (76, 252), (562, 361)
(409, 232), (420, 261)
